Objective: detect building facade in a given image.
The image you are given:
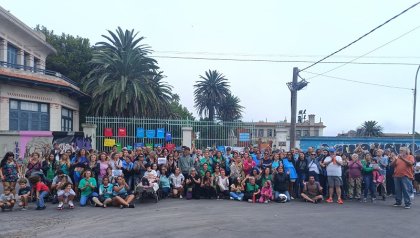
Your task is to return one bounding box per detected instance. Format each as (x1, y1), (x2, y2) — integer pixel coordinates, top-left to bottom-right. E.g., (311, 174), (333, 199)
(0, 6), (86, 132)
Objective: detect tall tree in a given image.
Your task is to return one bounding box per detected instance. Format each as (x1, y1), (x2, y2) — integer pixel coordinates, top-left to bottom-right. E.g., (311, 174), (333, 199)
(83, 27), (172, 117)
(35, 25), (93, 84)
(169, 94), (195, 120)
(217, 93), (244, 121)
(357, 121), (384, 137)
(194, 70), (231, 121)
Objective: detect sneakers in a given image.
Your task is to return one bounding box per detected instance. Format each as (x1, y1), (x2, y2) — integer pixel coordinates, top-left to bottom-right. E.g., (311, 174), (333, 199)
(179, 195), (183, 199)
(69, 201), (74, 209)
(248, 199), (253, 203)
(362, 198), (367, 203)
(230, 197), (234, 200)
(120, 205), (124, 209)
(337, 199), (343, 204)
(326, 198), (333, 203)
(36, 206), (46, 210)
(264, 200), (269, 204)
(57, 202), (64, 210)
(393, 203), (402, 207)
(21, 207), (27, 211)
(404, 205), (411, 209)
(128, 204), (135, 208)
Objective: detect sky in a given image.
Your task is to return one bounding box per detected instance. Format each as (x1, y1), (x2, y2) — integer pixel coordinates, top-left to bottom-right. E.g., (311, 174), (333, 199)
(1, 0), (419, 136)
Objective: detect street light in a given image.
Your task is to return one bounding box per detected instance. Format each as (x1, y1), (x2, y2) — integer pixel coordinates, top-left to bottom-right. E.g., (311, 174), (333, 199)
(412, 65), (419, 155)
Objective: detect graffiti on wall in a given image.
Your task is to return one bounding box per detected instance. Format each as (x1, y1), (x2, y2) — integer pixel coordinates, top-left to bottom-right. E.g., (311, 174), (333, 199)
(300, 137), (420, 155)
(52, 131), (92, 153)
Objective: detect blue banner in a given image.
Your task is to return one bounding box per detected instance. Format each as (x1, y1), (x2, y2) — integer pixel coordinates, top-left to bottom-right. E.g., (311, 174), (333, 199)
(239, 133), (250, 142)
(165, 131), (172, 142)
(134, 143), (144, 149)
(146, 130), (155, 138)
(157, 128), (165, 139)
(136, 128), (145, 138)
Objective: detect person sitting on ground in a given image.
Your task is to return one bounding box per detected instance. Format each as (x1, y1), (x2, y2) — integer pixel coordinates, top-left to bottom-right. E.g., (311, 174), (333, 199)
(301, 175), (323, 203)
(98, 177), (114, 208)
(185, 168), (201, 200)
(57, 182), (76, 209)
(112, 176), (135, 209)
(169, 167), (185, 199)
(272, 166), (291, 202)
(201, 170), (216, 199)
(78, 170), (99, 207)
(230, 177), (244, 201)
(242, 175), (260, 203)
(17, 178), (30, 210)
(51, 170), (73, 201)
(0, 186), (15, 211)
(28, 175), (49, 210)
(259, 180), (273, 203)
(216, 168), (230, 199)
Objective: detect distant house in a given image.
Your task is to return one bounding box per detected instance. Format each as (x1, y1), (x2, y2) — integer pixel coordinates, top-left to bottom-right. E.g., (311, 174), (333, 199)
(0, 6), (86, 132)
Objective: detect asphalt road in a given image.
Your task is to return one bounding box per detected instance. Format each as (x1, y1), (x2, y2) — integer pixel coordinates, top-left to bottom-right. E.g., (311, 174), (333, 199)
(0, 197), (418, 238)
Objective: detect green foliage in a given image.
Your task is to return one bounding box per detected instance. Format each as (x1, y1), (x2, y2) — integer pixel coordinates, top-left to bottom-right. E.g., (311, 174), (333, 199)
(217, 93), (244, 121)
(83, 27), (173, 117)
(194, 70), (231, 121)
(35, 25), (93, 84)
(168, 94), (195, 119)
(356, 121), (384, 137)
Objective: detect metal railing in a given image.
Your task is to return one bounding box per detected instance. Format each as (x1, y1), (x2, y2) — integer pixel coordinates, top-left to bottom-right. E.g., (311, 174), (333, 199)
(86, 117), (258, 152)
(0, 61), (80, 87)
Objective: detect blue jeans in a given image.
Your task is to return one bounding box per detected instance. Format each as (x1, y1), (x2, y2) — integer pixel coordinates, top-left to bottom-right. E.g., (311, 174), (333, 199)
(230, 192), (244, 200)
(363, 174), (376, 199)
(274, 191), (290, 201)
(295, 173), (306, 198)
(37, 191), (48, 208)
(80, 192), (99, 206)
(394, 176), (411, 206)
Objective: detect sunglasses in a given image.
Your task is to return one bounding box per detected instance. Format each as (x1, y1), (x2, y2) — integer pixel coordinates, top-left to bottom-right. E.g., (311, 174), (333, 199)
(311, 154), (316, 155)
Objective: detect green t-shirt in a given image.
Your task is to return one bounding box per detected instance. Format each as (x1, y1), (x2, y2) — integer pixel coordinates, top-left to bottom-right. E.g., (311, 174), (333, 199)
(246, 183), (259, 193)
(78, 177), (97, 196)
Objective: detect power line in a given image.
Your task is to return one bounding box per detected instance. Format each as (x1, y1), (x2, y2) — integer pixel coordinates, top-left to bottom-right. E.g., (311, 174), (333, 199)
(307, 24), (420, 80)
(155, 51), (420, 60)
(303, 71), (413, 90)
(151, 55), (420, 66)
(299, 1), (420, 72)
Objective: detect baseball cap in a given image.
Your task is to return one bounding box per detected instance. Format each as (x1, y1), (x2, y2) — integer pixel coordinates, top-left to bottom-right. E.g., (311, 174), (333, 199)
(328, 148), (336, 153)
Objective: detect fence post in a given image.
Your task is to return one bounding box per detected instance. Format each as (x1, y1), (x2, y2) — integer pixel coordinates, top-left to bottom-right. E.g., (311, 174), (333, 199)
(82, 123), (97, 151)
(182, 127), (193, 148)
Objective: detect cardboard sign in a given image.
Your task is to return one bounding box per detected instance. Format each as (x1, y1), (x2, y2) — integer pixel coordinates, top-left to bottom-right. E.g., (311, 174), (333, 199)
(146, 130), (155, 138)
(158, 157), (167, 165)
(136, 128), (145, 138)
(118, 128), (127, 137)
(157, 128), (165, 139)
(104, 128), (113, 137)
(104, 138), (116, 147)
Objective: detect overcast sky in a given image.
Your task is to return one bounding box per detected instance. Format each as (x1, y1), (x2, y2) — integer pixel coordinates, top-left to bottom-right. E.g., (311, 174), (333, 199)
(1, 0), (419, 136)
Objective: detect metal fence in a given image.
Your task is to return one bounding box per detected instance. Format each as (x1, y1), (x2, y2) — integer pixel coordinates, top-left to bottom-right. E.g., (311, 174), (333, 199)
(86, 117), (258, 152)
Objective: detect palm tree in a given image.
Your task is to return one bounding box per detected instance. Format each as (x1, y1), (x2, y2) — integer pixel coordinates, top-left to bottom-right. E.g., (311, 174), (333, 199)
(194, 70), (231, 121)
(357, 121), (383, 137)
(217, 93), (244, 121)
(83, 27), (172, 117)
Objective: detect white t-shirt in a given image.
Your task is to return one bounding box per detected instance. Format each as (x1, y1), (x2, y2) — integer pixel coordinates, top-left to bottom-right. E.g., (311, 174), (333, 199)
(415, 162), (420, 174)
(324, 156), (342, 177)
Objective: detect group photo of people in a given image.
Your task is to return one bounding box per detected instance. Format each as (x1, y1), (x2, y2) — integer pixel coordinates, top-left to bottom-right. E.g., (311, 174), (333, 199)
(1, 142), (418, 212)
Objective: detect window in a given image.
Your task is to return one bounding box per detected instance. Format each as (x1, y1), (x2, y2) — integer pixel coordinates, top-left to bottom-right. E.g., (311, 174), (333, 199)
(258, 129), (264, 137)
(9, 100), (49, 131)
(296, 130), (301, 137)
(267, 129), (273, 137)
(314, 130), (319, 136)
(303, 130), (310, 137)
(7, 44), (18, 67)
(61, 107), (73, 131)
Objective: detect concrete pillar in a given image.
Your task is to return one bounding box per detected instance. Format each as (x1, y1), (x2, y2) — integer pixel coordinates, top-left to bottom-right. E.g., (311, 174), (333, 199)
(82, 123), (97, 151)
(182, 127), (193, 148)
(49, 103), (61, 131)
(25, 54), (34, 69)
(0, 39), (7, 62)
(73, 110), (79, 131)
(17, 49), (24, 68)
(275, 127), (288, 150)
(0, 96), (9, 130)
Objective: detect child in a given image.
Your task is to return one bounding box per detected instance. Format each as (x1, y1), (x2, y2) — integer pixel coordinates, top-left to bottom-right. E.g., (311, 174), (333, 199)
(259, 180), (273, 203)
(57, 182), (76, 210)
(28, 175), (49, 210)
(230, 177), (244, 201)
(98, 177), (114, 208)
(0, 187), (15, 211)
(371, 158), (382, 184)
(17, 178), (31, 210)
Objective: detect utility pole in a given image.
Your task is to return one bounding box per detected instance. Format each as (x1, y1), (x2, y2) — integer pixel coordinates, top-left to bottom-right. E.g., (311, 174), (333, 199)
(413, 65), (419, 155)
(289, 67), (298, 149)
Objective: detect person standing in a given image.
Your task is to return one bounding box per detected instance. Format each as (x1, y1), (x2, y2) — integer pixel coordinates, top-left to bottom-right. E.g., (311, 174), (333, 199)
(374, 149), (388, 200)
(391, 147), (415, 209)
(323, 148), (344, 204)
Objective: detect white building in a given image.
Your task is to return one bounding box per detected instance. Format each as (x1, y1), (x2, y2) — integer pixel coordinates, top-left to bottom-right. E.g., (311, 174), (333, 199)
(0, 6), (86, 132)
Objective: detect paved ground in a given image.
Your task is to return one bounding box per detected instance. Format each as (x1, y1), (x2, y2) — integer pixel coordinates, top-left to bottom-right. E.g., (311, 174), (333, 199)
(0, 197), (418, 238)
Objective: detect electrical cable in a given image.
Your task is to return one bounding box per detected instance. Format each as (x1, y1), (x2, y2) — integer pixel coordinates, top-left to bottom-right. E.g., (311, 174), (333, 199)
(299, 1), (420, 72)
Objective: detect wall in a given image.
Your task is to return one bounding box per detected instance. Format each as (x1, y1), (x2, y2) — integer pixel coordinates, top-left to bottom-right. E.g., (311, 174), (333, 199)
(0, 131), (91, 159)
(300, 136), (420, 155)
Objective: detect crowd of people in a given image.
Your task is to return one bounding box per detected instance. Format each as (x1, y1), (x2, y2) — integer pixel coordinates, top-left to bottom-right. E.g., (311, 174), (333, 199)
(0, 142), (419, 212)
